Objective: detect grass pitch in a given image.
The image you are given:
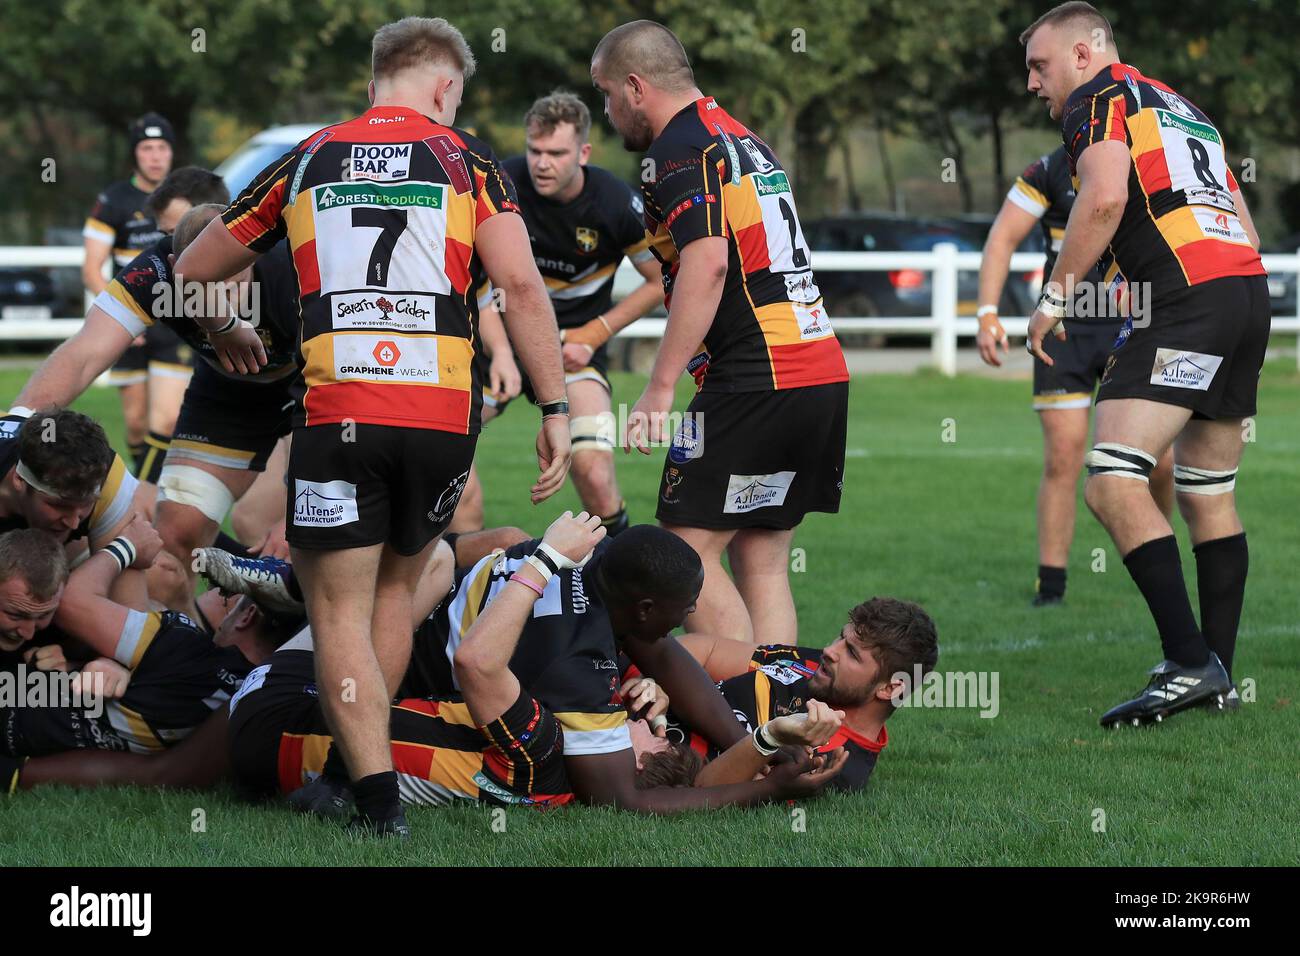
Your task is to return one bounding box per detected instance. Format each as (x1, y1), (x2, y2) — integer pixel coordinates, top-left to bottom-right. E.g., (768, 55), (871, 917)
(2, 360), (1297, 866)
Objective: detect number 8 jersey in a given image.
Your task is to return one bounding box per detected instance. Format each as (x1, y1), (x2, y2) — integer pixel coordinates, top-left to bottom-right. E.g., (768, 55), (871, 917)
(641, 97), (848, 393)
(1061, 63), (1265, 300)
(221, 106), (521, 434)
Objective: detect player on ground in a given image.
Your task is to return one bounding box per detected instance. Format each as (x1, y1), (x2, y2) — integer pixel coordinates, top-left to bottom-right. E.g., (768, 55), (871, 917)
(591, 21), (850, 645)
(460, 92), (663, 535)
(977, 146), (1173, 605)
(82, 113), (190, 474)
(1022, 3), (1267, 726)
(175, 16), (571, 837)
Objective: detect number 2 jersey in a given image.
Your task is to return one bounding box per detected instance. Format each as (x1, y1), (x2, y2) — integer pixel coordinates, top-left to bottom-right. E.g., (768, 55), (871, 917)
(1061, 63), (1265, 301)
(641, 97), (848, 393)
(221, 106), (522, 434)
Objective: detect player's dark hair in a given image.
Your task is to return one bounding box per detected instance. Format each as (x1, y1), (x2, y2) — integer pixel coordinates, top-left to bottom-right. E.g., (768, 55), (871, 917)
(172, 203), (226, 258)
(144, 166), (230, 220)
(16, 409), (114, 502)
(594, 525), (702, 604)
(593, 20), (695, 93)
(635, 742), (703, 789)
(525, 91), (592, 144)
(0, 528), (69, 599)
(1019, 2), (1113, 47)
(847, 597), (939, 692)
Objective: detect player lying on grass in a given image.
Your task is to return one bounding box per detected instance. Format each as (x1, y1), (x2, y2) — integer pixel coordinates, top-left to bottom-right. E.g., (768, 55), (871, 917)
(220, 516), (844, 826)
(0, 515), (299, 768)
(635, 598), (939, 791)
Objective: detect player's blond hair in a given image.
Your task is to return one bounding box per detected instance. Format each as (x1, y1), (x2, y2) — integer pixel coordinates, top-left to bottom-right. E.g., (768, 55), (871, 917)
(0, 529), (68, 600)
(372, 16), (476, 83)
(524, 92), (592, 143)
(173, 203), (225, 258)
(1019, 1), (1113, 48)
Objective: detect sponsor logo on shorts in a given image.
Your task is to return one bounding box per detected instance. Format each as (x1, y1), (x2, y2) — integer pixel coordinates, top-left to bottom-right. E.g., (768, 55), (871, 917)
(1150, 348), (1223, 391)
(668, 417), (703, 464)
(661, 466), (684, 504)
(332, 292), (437, 332)
(292, 479), (359, 527)
(334, 335), (439, 383)
(723, 471), (796, 514)
(759, 662), (806, 686)
(346, 143), (411, 182)
(426, 469), (468, 524)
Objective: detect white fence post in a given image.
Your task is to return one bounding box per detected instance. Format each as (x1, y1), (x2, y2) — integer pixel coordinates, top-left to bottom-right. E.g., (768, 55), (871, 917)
(931, 242), (958, 377)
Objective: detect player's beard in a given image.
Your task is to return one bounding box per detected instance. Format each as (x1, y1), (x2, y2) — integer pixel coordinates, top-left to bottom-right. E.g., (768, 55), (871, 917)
(622, 108), (654, 152)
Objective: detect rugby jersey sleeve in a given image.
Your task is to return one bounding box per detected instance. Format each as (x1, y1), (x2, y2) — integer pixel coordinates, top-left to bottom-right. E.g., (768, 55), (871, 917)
(645, 136), (729, 250)
(1062, 83), (1131, 167)
(222, 147), (301, 252)
(614, 181), (654, 263)
(462, 138), (521, 227)
(1007, 155), (1052, 218)
(92, 242), (170, 337)
(83, 189), (122, 246)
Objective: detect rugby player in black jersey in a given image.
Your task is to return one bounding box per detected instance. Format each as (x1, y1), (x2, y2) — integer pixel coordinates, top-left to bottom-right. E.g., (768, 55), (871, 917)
(16, 199), (301, 618)
(977, 146), (1173, 606)
(592, 22), (850, 645)
(82, 113), (188, 475)
(1022, 3), (1267, 726)
(461, 93), (663, 536)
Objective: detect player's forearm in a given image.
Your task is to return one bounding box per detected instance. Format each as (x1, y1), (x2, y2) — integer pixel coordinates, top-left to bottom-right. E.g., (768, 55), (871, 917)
(172, 224), (258, 321)
(624, 635), (746, 750)
(693, 735), (769, 788)
(82, 248), (109, 295)
(456, 566), (548, 684)
(603, 279), (662, 332)
(977, 236), (1016, 309)
(478, 304), (513, 358)
(500, 281), (566, 402)
(618, 774), (777, 813)
(16, 325), (118, 409)
(54, 552), (130, 659)
(649, 266), (723, 392)
(1047, 185), (1122, 296)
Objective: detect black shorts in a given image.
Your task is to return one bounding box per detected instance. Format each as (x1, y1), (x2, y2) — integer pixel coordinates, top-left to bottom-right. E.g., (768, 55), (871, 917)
(286, 423), (476, 554)
(655, 381), (848, 530)
(1033, 320), (1123, 411)
(107, 323), (194, 386)
(228, 650), (571, 806)
(1097, 274), (1271, 419)
(481, 343), (611, 417)
(166, 362), (294, 472)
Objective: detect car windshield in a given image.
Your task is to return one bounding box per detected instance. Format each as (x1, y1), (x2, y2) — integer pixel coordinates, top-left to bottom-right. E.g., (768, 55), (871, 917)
(216, 141), (298, 198)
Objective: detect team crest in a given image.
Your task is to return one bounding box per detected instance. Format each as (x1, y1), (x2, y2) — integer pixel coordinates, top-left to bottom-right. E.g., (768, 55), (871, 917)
(575, 226), (598, 254)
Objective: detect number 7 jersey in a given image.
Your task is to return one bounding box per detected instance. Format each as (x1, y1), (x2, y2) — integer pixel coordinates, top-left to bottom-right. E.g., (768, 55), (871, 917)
(1061, 63), (1265, 300)
(221, 106), (521, 434)
(641, 97), (848, 392)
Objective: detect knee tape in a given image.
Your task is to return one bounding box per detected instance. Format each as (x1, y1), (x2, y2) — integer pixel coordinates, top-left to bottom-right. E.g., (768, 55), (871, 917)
(571, 412), (617, 454)
(1084, 443), (1157, 482)
(156, 465), (236, 524)
(1174, 464), (1237, 496)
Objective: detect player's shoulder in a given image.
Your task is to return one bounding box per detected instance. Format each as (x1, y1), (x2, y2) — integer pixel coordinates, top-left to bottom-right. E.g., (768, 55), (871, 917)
(583, 163), (634, 198)
(118, 235), (174, 284)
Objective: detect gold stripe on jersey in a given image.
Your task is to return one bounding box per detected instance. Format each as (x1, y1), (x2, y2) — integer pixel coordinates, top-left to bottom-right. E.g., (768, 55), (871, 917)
(89, 455), (136, 542)
(283, 188), (316, 253)
(753, 670), (772, 726)
(457, 553), (499, 644)
(1010, 177), (1050, 212)
(393, 699), (479, 728)
(107, 702), (165, 753)
(543, 262), (618, 299)
(83, 218), (115, 243)
(114, 609), (164, 669)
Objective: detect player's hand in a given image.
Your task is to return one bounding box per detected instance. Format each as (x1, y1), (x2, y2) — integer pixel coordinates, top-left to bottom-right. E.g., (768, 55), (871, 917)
(23, 643), (68, 672)
(764, 746), (849, 800)
(767, 699), (844, 749)
(489, 350), (522, 403)
(118, 512), (164, 569)
(620, 675), (669, 732)
(976, 314), (1009, 367)
(532, 415), (572, 504)
(251, 519), (290, 560)
(74, 657), (132, 699)
(623, 383), (674, 456)
(561, 342), (595, 374)
(1026, 308), (1066, 366)
(540, 510), (606, 566)
(209, 321), (268, 376)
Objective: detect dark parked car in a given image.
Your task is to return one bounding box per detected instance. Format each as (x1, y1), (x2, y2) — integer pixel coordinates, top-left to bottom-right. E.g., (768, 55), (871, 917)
(0, 269), (59, 322)
(804, 213), (1044, 319)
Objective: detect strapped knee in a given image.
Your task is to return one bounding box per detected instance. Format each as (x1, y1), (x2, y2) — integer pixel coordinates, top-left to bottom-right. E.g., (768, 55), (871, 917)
(156, 465), (236, 523)
(1084, 443), (1157, 483)
(1174, 464), (1237, 496)
(570, 412), (617, 454)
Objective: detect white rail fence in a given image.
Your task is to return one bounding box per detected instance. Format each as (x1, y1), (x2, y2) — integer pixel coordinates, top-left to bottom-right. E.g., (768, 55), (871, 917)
(3, 244), (1298, 377)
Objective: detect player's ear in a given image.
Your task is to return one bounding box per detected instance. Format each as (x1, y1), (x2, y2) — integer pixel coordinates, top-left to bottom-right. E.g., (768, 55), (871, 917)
(367, 79), (375, 105)
(636, 596), (655, 623)
(579, 142), (592, 165)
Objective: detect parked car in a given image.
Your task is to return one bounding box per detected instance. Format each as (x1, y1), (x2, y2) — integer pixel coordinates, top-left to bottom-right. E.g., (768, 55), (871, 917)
(215, 124), (325, 198)
(804, 213), (1044, 319)
(1262, 232), (1298, 319)
(0, 269), (59, 322)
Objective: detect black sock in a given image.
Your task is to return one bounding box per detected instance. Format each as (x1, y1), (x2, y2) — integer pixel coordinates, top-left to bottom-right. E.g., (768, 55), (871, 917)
(601, 504), (629, 536)
(322, 743), (348, 781)
(1193, 533), (1248, 680)
(127, 441), (146, 474)
(1123, 536), (1208, 667)
(212, 530), (252, 559)
(136, 431), (171, 483)
(1036, 565), (1066, 599)
(353, 771), (401, 823)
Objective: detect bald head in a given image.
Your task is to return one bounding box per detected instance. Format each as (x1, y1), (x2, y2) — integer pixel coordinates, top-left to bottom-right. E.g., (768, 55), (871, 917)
(592, 20), (695, 94)
(173, 203), (225, 258)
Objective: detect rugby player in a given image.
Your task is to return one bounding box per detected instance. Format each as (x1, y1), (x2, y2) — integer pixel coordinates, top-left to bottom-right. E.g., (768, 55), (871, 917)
(460, 92), (663, 536)
(977, 146), (1173, 605)
(175, 16), (571, 836)
(82, 113), (190, 475)
(226, 517), (844, 812)
(591, 22), (850, 644)
(661, 597), (939, 791)
(1022, 3), (1267, 726)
